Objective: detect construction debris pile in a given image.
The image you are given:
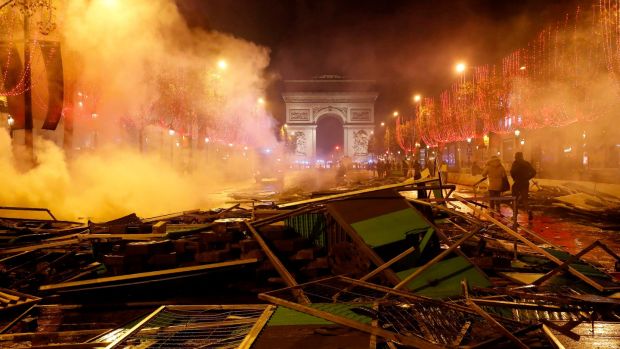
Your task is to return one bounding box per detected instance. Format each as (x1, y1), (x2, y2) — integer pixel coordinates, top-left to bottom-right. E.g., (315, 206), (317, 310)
(1, 177), (620, 348)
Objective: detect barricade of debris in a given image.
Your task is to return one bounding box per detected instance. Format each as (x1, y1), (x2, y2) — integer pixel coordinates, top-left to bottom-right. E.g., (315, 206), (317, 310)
(1, 177), (620, 348)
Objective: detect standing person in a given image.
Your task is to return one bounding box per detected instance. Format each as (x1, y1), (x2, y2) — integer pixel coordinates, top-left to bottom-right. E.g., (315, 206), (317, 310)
(402, 159), (409, 178)
(510, 152), (537, 220)
(412, 159), (428, 199)
(377, 159), (384, 179)
(482, 155), (507, 212)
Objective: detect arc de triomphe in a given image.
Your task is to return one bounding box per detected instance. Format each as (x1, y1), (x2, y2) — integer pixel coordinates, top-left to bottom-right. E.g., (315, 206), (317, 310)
(282, 76), (377, 163)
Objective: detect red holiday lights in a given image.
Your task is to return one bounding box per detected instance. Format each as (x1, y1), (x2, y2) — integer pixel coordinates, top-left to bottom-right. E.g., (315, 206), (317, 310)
(416, 4), (618, 146)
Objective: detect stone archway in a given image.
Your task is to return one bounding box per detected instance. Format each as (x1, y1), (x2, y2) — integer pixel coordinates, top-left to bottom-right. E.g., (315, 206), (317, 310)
(282, 76), (378, 162)
(316, 114), (344, 159)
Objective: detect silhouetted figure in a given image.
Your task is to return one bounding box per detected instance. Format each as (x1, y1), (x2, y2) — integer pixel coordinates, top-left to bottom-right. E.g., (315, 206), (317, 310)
(402, 159), (409, 178)
(510, 152), (536, 220)
(413, 160), (427, 199)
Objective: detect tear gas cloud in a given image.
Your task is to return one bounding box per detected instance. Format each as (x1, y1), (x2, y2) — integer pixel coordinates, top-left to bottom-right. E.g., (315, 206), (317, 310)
(1, 0), (280, 221)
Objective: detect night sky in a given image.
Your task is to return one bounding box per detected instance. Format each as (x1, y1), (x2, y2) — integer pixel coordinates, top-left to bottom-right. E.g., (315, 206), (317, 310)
(176, 0), (581, 125)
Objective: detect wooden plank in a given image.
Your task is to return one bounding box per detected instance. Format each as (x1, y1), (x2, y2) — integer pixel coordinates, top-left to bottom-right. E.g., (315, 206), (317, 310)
(454, 194), (609, 292)
(394, 228), (479, 290)
(470, 298), (563, 312)
(361, 246), (416, 283)
(258, 293), (443, 349)
(252, 205), (321, 228)
(80, 233), (167, 241)
(542, 324), (567, 349)
(39, 259), (257, 292)
(533, 240), (600, 286)
(21, 343), (109, 349)
(452, 321), (471, 346)
(326, 206), (402, 286)
(331, 246), (416, 301)
(244, 222), (310, 305)
(0, 238), (81, 255)
(105, 306), (165, 349)
(0, 329), (111, 342)
(238, 305), (276, 349)
(278, 178), (437, 208)
(466, 300), (529, 349)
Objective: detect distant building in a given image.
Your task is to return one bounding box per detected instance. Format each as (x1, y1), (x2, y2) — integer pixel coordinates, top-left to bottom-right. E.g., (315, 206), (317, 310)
(282, 75), (377, 164)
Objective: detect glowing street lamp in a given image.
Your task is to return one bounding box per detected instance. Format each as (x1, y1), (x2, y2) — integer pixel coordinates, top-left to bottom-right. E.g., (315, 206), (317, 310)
(204, 137), (210, 143)
(7, 115), (14, 139)
(514, 129), (521, 137)
(380, 122), (385, 127)
(257, 97), (265, 105)
(413, 94), (421, 103)
(168, 128), (175, 136)
(455, 62), (466, 74)
(217, 59), (228, 71)
(393, 111), (399, 117)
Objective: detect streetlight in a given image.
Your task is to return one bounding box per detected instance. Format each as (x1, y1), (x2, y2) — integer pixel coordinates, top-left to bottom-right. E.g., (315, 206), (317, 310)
(413, 94), (421, 103)
(7, 115), (14, 138)
(168, 129), (175, 165)
(217, 59), (228, 70)
(393, 111), (399, 117)
(514, 129), (521, 137)
(380, 122), (385, 127)
(257, 97), (265, 105)
(455, 62), (466, 74)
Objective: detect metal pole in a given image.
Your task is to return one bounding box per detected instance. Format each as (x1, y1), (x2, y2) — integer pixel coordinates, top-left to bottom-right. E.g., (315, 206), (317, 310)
(23, 11), (34, 164)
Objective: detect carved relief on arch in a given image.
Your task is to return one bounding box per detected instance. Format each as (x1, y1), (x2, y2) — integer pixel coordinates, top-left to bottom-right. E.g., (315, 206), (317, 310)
(351, 108), (371, 121)
(289, 109), (310, 122)
(312, 105), (347, 123)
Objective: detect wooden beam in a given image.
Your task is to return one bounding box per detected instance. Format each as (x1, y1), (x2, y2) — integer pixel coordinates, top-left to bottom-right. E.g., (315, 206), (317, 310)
(533, 240), (601, 286)
(361, 246), (416, 283)
(466, 300), (529, 349)
(0, 238), (81, 255)
(105, 306), (165, 349)
(454, 194), (609, 292)
(251, 205), (320, 227)
(326, 206), (402, 286)
(452, 321), (471, 346)
(278, 178), (437, 208)
(333, 247), (417, 302)
(23, 343), (109, 349)
(244, 222), (310, 305)
(394, 228), (479, 290)
(542, 324), (566, 349)
(470, 298), (564, 312)
(238, 305), (276, 349)
(39, 259), (257, 292)
(0, 328), (110, 342)
(258, 293), (442, 349)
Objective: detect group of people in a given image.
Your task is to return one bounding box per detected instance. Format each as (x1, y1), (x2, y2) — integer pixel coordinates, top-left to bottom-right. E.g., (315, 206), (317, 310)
(374, 158), (427, 180)
(482, 152), (536, 220)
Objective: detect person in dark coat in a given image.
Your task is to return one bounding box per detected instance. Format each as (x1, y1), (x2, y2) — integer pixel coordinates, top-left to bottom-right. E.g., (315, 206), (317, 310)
(510, 152), (536, 220)
(412, 160), (428, 199)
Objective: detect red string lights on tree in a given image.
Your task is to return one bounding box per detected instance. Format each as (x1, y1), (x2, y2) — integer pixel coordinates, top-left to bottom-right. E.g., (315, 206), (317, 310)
(416, 3), (618, 146)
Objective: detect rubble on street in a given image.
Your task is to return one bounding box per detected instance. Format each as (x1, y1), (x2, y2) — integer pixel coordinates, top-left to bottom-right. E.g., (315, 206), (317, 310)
(1, 176), (620, 348)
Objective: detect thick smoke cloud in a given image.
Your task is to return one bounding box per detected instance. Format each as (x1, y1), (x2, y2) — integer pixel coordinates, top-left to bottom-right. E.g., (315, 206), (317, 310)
(1, 0), (280, 220)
